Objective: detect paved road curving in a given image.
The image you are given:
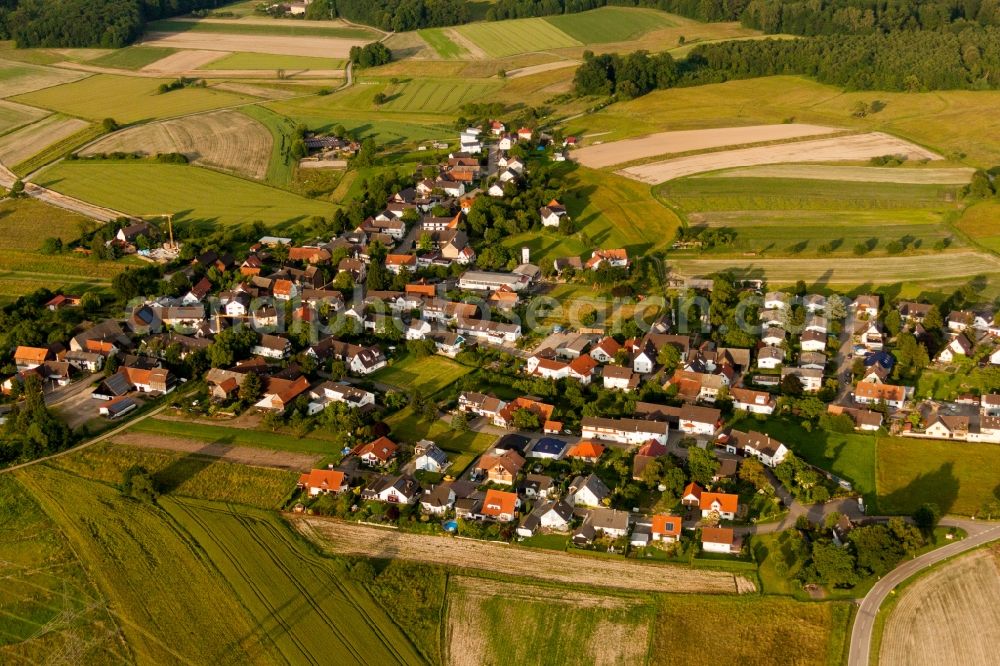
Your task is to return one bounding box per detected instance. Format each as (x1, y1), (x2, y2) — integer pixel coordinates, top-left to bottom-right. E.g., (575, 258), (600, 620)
(848, 516), (1000, 666)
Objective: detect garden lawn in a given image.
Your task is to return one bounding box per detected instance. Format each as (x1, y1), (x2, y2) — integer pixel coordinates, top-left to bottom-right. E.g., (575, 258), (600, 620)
(546, 7), (677, 43)
(385, 407), (495, 473)
(12, 74), (256, 123)
(373, 354), (472, 395)
(876, 435), (1000, 516)
(36, 161), (336, 226)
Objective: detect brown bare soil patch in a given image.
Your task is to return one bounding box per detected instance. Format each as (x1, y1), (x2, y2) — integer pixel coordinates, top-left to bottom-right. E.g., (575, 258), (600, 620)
(114, 431), (320, 471)
(294, 517), (753, 594)
(140, 49), (228, 73)
(81, 110), (271, 179)
(880, 546), (1000, 666)
(619, 132), (941, 183)
(575, 123), (839, 168)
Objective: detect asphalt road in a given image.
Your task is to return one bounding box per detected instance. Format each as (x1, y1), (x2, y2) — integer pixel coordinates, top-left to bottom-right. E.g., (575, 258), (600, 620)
(848, 517), (1000, 666)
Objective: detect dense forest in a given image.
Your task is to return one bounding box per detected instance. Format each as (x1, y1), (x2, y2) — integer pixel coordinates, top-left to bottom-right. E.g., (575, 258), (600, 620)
(0, 0), (232, 48)
(324, 0), (470, 31)
(574, 25), (1000, 95)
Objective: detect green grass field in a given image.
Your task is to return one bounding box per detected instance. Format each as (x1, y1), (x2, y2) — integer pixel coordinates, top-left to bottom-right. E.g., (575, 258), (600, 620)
(417, 28), (467, 58)
(239, 104), (298, 186)
(378, 78), (503, 113)
(455, 18), (581, 58)
(12, 74), (255, 123)
(199, 52), (345, 70)
(0, 99), (49, 136)
(147, 19), (377, 39)
(374, 354), (473, 395)
(89, 46), (176, 70)
(15, 466), (424, 665)
(955, 200), (1000, 252)
(385, 407), (496, 472)
(128, 417), (342, 457)
(0, 59), (87, 98)
(734, 418), (877, 499)
(50, 441), (298, 509)
(37, 161), (337, 226)
(876, 436), (1000, 516)
(546, 7), (677, 43)
(0, 475), (125, 664)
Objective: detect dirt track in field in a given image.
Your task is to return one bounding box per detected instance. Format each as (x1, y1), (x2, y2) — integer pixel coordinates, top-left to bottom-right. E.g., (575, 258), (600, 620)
(114, 431), (320, 471)
(574, 123), (839, 168)
(81, 109), (271, 179)
(293, 517), (754, 594)
(141, 31), (366, 58)
(619, 132), (941, 183)
(506, 59), (580, 79)
(880, 546), (1000, 666)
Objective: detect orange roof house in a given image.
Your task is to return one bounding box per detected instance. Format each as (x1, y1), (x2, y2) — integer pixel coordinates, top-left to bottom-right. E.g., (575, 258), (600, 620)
(353, 437), (398, 466)
(681, 482), (704, 506)
(14, 346), (50, 367)
(567, 441), (606, 462)
(568, 355), (597, 378)
(480, 489), (518, 522)
(651, 514), (682, 541)
(854, 381), (907, 405)
(497, 397), (555, 428)
(387, 254), (417, 270)
(476, 449), (525, 485)
(700, 492), (739, 517)
(405, 281), (436, 298)
(298, 469), (346, 495)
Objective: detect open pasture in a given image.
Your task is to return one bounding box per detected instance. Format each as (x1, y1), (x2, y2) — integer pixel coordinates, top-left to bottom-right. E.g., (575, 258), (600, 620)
(546, 7), (678, 43)
(378, 78), (503, 113)
(445, 576), (654, 666)
(621, 132), (941, 184)
(454, 18), (580, 58)
(81, 109), (272, 180)
(574, 123), (840, 169)
(0, 476), (125, 665)
(879, 547), (1000, 666)
(716, 164), (975, 185)
(199, 51), (345, 70)
(876, 436), (1000, 516)
(0, 114), (89, 169)
(12, 74), (255, 123)
(0, 59), (87, 98)
(37, 160), (336, 226)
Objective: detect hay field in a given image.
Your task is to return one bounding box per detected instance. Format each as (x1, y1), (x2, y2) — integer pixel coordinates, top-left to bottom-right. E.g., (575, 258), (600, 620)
(620, 132), (941, 183)
(0, 99), (50, 135)
(139, 49), (229, 73)
(89, 46), (176, 70)
(142, 31), (366, 58)
(574, 123), (840, 168)
(716, 164), (975, 184)
(880, 547), (1000, 666)
(0, 59), (88, 97)
(0, 114), (88, 167)
(445, 576), (654, 666)
(546, 7), (678, 43)
(380, 78), (503, 113)
(12, 74), (255, 123)
(295, 517), (754, 594)
(417, 28), (469, 59)
(199, 51), (345, 70)
(455, 18), (580, 58)
(672, 252), (1000, 285)
(37, 161), (336, 226)
(81, 110), (272, 179)
(955, 201), (1000, 252)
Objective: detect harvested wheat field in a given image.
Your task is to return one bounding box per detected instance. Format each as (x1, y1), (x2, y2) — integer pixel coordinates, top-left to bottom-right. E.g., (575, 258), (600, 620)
(140, 49), (227, 73)
(713, 164), (975, 184)
(0, 114), (89, 167)
(445, 576), (653, 666)
(142, 31), (366, 58)
(0, 60), (88, 98)
(113, 432), (321, 471)
(880, 547), (1000, 666)
(294, 517), (753, 594)
(574, 123), (839, 168)
(620, 132), (941, 183)
(81, 110), (271, 179)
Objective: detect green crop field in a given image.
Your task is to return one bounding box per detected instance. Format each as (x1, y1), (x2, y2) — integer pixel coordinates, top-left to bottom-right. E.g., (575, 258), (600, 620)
(0, 99), (49, 135)
(876, 436), (1000, 516)
(12, 74), (256, 123)
(735, 418), (877, 498)
(455, 18), (581, 58)
(200, 52), (346, 70)
(0, 475), (125, 664)
(0, 59), (87, 98)
(128, 417), (341, 457)
(147, 19), (377, 39)
(379, 78), (503, 113)
(651, 594), (851, 666)
(50, 441), (299, 509)
(239, 104), (298, 185)
(956, 200), (1000, 252)
(15, 466), (424, 665)
(374, 354), (473, 395)
(89, 46), (176, 70)
(546, 7), (678, 43)
(385, 407), (496, 472)
(417, 28), (467, 58)
(36, 161), (337, 226)
(0, 197), (90, 250)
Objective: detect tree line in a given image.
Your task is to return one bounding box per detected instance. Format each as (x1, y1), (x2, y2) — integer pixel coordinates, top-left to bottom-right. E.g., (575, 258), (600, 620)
(574, 26), (1000, 96)
(1, 0), (230, 48)
(323, 0), (469, 31)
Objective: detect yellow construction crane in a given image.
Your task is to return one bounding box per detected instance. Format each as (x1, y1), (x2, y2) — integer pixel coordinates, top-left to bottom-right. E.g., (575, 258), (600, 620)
(136, 213), (175, 249)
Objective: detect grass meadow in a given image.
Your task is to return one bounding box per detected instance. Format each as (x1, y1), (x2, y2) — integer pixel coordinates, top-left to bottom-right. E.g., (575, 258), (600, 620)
(239, 104), (299, 185)
(546, 7), (678, 43)
(378, 78), (503, 113)
(199, 52), (346, 70)
(0, 475), (125, 664)
(89, 46), (176, 70)
(12, 74), (256, 123)
(374, 354), (473, 395)
(876, 436), (1000, 516)
(955, 200), (1000, 252)
(128, 417), (342, 457)
(37, 161), (336, 226)
(417, 28), (467, 58)
(455, 18), (581, 57)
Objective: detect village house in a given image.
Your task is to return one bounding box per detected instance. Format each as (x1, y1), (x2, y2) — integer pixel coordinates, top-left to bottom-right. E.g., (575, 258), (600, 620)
(517, 500), (574, 537)
(306, 381), (375, 415)
(420, 483), (458, 515)
(353, 436), (399, 467)
(764, 292), (789, 310)
(254, 375), (310, 412)
(252, 334), (292, 360)
(854, 294), (880, 319)
(566, 440), (606, 463)
(573, 508), (630, 544)
(495, 396), (554, 429)
(730, 387), (776, 415)
(474, 449), (525, 485)
(539, 199), (568, 227)
(602, 365), (640, 391)
(700, 492), (739, 521)
(757, 345), (785, 370)
(14, 346), (51, 371)
(781, 367), (823, 392)
(581, 416), (669, 445)
(800, 329), (828, 353)
(702, 527), (740, 554)
(458, 391), (507, 421)
(585, 249), (629, 271)
(719, 429), (789, 467)
(682, 482), (704, 507)
(362, 475), (421, 504)
(590, 336), (622, 363)
(480, 489), (519, 522)
(651, 514), (682, 543)
(677, 404), (721, 436)
(937, 333), (974, 363)
(665, 369), (728, 403)
(632, 439), (668, 480)
(528, 437), (567, 460)
(853, 381), (907, 409)
(413, 441), (451, 473)
(298, 469), (347, 496)
(569, 474), (611, 507)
